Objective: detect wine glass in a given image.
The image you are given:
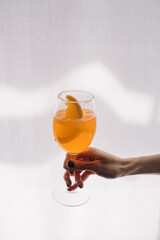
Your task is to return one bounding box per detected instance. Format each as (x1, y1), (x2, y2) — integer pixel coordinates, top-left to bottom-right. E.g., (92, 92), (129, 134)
(53, 90), (96, 207)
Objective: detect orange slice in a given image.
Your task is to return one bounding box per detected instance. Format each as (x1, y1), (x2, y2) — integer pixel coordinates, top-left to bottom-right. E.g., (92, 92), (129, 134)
(55, 119), (79, 143)
(65, 95), (83, 119)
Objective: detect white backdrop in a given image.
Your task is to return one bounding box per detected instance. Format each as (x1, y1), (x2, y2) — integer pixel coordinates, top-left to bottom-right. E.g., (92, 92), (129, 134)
(0, 1), (160, 240)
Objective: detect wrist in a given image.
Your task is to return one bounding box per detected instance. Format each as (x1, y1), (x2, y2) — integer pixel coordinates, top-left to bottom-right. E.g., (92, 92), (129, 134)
(119, 157), (141, 177)
(120, 154), (160, 176)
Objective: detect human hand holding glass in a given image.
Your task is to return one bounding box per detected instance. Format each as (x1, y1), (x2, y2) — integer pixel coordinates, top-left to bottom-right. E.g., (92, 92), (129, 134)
(53, 90), (96, 206)
(64, 147), (125, 191)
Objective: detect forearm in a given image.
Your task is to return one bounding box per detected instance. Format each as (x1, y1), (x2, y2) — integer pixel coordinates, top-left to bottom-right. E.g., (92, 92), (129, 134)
(123, 154), (160, 176)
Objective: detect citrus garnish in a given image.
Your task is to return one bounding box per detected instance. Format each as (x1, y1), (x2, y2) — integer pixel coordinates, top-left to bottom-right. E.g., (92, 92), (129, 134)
(54, 95), (83, 144)
(54, 117), (79, 143)
(65, 95), (83, 119)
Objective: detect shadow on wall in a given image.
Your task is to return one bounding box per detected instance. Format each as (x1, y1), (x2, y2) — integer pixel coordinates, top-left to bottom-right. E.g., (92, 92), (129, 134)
(0, 0), (160, 164)
(0, 61), (159, 164)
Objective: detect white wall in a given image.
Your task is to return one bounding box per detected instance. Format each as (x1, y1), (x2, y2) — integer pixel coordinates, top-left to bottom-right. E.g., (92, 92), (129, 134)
(1, 0), (160, 164)
(0, 1), (160, 240)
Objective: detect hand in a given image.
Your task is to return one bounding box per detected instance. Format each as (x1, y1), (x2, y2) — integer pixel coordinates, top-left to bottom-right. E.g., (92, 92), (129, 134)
(63, 147), (125, 191)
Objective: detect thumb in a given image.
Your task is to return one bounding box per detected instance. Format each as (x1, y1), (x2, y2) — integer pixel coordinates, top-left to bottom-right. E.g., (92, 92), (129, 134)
(67, 159), (95, 171)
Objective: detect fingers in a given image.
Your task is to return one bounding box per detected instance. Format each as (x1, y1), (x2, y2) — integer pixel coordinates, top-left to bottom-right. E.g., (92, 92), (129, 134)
(67, 170), (93, 191)
(64, 159), (95, 172)
(63, 171), (72, 187)
(75, 171), (83, 188)
(67, 183), (78, 191)
(64, 148), (96, 172)
(63, 170), (83, 188)
(81, 170), (94, 181)
(76, 147), (95, 160)
(63, 153), (76, 171)
(63, 150), (96, 191)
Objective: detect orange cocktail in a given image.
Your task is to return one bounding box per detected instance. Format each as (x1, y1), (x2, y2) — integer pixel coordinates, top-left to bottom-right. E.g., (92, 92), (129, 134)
(53, 108), (96, 153)
(52, 90), (96, 206)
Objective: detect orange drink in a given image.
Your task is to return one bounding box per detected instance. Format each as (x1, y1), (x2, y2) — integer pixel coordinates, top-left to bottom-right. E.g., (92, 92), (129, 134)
(53, 108), (96, 153)
(52, 90), (96, 206)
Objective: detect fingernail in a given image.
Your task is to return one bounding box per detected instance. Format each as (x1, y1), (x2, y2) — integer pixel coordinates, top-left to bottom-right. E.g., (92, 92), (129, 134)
(67, 161), (74, 168)
(66, 183), (70, 187)
(78, 184), (82, 188)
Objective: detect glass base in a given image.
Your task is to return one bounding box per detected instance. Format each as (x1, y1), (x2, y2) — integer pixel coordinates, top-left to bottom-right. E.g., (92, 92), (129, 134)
(53, 188), (90, 207)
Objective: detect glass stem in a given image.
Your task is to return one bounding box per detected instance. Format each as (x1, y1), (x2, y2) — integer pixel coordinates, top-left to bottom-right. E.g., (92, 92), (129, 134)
(68, 153), (77, 161)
